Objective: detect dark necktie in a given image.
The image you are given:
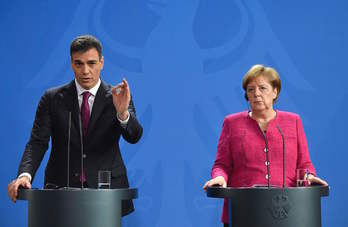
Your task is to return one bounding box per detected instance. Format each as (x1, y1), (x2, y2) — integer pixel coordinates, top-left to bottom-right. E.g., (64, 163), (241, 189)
(80, 91), (91, 183)
(81, 91), (91, 137)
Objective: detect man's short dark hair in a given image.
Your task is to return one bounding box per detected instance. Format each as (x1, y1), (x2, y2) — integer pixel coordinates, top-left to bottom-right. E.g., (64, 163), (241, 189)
(70, 35), (102, 59)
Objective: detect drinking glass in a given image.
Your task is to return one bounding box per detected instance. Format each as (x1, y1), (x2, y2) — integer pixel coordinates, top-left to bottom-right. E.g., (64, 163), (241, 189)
(296, 168), (310, 187)
(98, 170), (111, 189)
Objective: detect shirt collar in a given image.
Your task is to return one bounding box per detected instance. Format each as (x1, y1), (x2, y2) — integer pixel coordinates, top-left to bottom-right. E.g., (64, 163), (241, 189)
(75, 79), (101, 97)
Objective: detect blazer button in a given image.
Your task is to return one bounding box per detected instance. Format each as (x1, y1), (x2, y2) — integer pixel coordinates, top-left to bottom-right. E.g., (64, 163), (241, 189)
(265, 161), (269, 166)
(83, 154), (87, 158)
(74, 173), (79, 177)
(265, 174), (270, 179)
(264, 148), (268, 153)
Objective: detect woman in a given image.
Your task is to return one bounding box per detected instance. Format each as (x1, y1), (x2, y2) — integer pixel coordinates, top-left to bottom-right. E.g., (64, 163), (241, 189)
(203, 64), (327, 226)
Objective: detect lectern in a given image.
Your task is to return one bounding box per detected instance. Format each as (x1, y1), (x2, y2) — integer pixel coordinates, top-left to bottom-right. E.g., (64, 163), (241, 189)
(18, 188), (138, 227)
(206, 186), (329, 227)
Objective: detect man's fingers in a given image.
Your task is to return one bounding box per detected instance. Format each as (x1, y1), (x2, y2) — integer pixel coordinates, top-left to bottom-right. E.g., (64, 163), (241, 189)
(121, 78), (130, 94)
(122, 78), (129, 88)
(13, 190), (18, 202)
(9, 182), (19, 202)
(112, 82), (129, 95)
(111, 78), (130, 97)
(112, 85), (122, 94)
(112, 86), (119, 91)
(116, 80), (128, 90)
(11, 193), (16, 203)
(8, 177), (31, 203)
(8, 182), (15, 202)
(21, 180), (32, 189)
(112, 87), (124, 96)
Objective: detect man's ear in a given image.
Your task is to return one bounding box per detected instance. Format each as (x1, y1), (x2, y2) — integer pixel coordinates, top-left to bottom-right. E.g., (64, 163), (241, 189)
(100, 56), (104, 69)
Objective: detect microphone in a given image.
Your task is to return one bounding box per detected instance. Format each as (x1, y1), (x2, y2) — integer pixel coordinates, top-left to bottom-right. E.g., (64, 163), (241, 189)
(67, 112), (72, 188)
(276, 125), (285, 188)
(78, 113), (84, 189)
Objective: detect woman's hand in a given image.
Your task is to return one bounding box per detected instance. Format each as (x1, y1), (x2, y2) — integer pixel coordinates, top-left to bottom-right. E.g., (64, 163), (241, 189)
(307, 174), (328, 186)
(203, 176), (227, 191)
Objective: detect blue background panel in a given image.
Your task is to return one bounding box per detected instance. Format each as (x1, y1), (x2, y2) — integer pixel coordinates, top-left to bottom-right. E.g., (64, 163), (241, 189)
(1, 0), (347, 226)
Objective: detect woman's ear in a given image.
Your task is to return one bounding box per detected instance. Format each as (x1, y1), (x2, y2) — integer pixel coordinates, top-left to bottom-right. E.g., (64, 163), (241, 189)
(272, 88), (278, 101)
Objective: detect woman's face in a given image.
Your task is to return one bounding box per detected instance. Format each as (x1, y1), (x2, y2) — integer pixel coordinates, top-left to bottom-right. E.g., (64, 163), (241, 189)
(246, 76), (278, 113)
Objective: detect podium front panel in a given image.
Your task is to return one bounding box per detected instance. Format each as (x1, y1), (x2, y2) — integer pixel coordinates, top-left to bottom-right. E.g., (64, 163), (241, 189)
(18, 188), (138, 227)
(207, 186), (329, 227)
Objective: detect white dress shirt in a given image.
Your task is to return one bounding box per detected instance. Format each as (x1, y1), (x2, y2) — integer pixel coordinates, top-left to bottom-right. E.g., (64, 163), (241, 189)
(75, 78), (100, 113)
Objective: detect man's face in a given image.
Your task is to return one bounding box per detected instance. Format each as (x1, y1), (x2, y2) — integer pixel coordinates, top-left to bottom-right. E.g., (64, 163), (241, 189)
(71, 48), (104, 90)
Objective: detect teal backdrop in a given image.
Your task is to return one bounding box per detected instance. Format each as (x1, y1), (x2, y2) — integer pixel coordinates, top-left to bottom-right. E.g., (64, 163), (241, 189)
(1, 0), (347, 226)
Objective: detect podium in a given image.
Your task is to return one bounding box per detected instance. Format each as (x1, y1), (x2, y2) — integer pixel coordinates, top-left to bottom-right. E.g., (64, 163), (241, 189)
(206, 186), (329, 227)
(17, 188), (138, 227)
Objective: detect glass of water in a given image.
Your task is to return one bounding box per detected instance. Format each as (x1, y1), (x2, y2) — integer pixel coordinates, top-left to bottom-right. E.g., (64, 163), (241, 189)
(98, 170), (111, 189)
(296, 168), (309, 187)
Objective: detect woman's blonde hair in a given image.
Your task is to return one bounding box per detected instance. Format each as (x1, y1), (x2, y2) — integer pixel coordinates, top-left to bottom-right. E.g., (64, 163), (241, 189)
(242, 64), (281, 102)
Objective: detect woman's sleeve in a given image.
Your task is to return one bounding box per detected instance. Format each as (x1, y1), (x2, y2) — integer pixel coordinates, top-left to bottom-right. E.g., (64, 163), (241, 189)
(211, 118), (233, 182)
(296, 115), (316, 175)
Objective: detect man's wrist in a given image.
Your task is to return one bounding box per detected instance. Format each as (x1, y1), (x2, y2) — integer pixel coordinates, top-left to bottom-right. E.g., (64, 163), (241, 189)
(117, 111), (129, 121)
(18, 172), (32, 182)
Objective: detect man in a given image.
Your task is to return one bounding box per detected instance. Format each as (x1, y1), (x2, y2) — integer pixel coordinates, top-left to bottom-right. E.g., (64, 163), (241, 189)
(8, 35), (143, 216)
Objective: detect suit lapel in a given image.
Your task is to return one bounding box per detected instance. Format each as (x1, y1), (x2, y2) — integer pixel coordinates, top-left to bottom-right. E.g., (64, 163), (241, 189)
(87, 80), (112, 137)
(60, 80), (81, 134)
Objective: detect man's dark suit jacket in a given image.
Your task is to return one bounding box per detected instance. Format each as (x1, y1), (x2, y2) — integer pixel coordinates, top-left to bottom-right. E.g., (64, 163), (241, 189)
(17, 79), (143, 216)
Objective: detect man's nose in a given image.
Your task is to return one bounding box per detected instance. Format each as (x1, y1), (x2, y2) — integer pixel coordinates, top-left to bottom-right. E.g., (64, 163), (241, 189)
(82, 65), (89, 74)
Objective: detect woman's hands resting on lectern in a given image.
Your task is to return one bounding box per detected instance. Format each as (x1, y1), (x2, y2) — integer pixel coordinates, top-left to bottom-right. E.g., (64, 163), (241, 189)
(203, 176), (227, 191)
(307, 174), (328, 186)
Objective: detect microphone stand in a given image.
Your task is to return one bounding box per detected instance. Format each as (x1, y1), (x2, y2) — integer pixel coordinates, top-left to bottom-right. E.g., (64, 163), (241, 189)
(67, 112), (71, 188)
(78, 113), (84, 189)
(276, 125), (285, 188)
